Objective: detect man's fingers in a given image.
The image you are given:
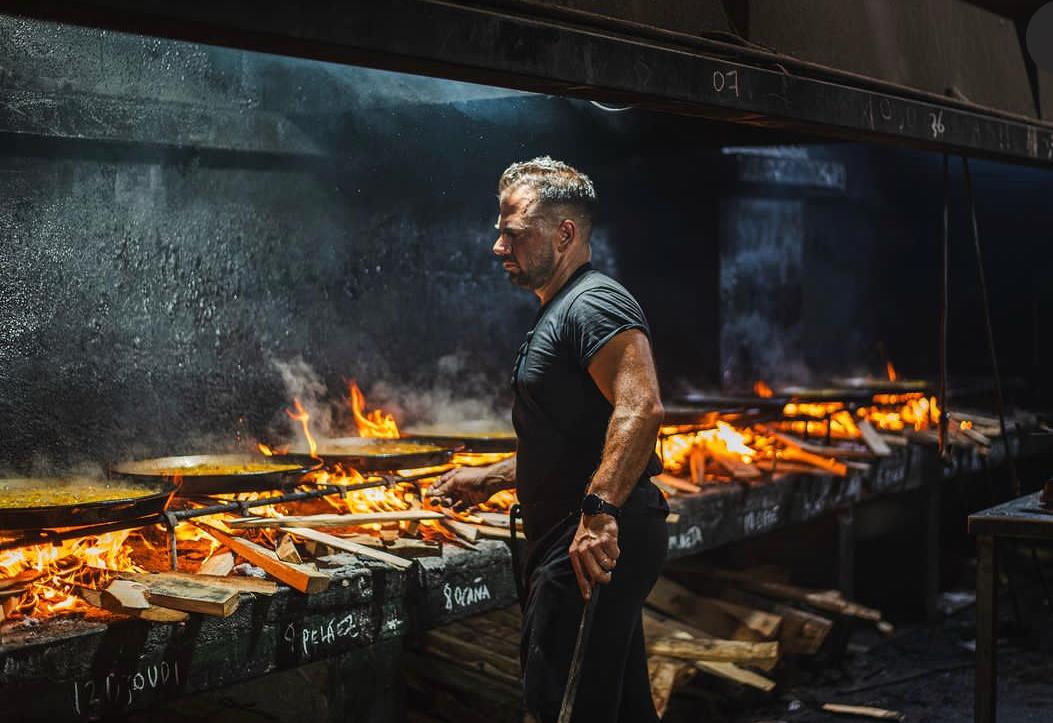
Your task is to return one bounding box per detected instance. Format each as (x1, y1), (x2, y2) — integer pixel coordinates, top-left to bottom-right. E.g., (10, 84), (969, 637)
(601, 539), (620, 565)
(582, 549), (612, 586)
(569, 550), (591, 600)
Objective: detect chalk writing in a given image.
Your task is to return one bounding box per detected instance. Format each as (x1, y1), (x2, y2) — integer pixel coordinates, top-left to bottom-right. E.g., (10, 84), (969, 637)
(72, 659), (180, 715)
(742, 508), (779, 534)
(443, 577), (491, 611)
(283, 608), (370, 658)
(712, 69), (740, 97)
(928, 110), (945, 139)
(668, 525), (703, 551)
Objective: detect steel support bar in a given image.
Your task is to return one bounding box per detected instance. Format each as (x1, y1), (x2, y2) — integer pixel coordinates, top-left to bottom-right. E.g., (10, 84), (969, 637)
(0, 0), (1051, 166)
(975, 534), (998, 723)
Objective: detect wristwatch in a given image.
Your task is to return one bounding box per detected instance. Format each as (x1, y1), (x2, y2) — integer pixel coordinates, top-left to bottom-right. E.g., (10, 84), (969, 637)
(581, 493), (621, 519)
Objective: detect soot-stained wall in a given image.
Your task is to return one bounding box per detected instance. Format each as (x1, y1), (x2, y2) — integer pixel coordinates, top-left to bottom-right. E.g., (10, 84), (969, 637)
(0, 16), (733, 470)
(2, 16), (1050, 472)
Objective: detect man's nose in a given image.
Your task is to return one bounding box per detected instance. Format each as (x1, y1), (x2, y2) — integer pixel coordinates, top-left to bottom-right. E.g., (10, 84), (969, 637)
(493, 235), (511, 256)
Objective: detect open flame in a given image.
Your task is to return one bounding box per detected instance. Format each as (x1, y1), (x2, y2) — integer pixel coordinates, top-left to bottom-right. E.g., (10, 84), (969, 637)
(753, 380), (774, 398)
(0, 530), (145, 618)
(286, 398), (318, 456)
(348, 382), (400, 438)
(886, 361), (898, 382)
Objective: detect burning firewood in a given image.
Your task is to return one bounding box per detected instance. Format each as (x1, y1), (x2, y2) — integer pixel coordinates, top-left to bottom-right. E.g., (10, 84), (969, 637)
(282, 526), (415, 571)
(194, 522), (331, 593)
(124, 570), (279, 596)
(198, 550), (235, 576)
(107, 571), (240, 617)
(74, 585), (189, 623)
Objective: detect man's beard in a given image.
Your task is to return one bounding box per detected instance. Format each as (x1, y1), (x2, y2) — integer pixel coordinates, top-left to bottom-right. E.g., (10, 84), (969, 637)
(505, 245), (556, 290)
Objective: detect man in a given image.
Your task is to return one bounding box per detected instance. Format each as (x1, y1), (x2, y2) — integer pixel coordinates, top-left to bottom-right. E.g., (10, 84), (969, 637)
(428, 157), (668, 722)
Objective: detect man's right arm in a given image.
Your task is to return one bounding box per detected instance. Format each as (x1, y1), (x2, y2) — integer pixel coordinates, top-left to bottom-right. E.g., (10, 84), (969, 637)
(427, 455), (516, 508)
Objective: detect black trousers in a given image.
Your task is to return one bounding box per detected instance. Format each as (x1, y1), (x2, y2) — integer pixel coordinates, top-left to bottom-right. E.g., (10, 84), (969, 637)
(520, 485), (668, 723)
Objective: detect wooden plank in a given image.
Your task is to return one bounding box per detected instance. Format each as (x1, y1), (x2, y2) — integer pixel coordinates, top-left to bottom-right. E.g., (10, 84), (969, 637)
(0, 570), (41, 591)
(195, 522), (332, 594)
(822, 703), (904, 720)
(276, 534), (304, 564)
(462, 523), (513, 540)
(116, 573), (239, 617)
(228, 510), (444, 529)
(75, 586), (189, 623)
(653, 473), (702, 495)
(121, 570), (279, 596)
(648, 637), (779, 664)
(282, 527), (415, 571)
(421, 629), (521, 680)
(857, 420), (893, 457)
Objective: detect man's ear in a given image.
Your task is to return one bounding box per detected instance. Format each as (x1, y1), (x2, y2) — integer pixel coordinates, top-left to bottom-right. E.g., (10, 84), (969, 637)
(558, 219), (576, 251)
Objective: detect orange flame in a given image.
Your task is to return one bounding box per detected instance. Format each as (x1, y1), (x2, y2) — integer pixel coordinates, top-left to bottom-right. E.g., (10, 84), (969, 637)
(754, 380), (774, 398)
(886, 361), (898, 382)
(348, 382), (400, 439)
(286, 398), (318, 456)
(0, 530), (144, 618)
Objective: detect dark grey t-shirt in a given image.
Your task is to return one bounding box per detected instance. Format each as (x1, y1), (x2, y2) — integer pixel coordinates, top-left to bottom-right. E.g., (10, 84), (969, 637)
(511, 263), (663, 509)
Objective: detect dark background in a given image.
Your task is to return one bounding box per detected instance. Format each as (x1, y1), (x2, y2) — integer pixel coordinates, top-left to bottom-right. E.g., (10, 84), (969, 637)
(0, 15), (1050, 470)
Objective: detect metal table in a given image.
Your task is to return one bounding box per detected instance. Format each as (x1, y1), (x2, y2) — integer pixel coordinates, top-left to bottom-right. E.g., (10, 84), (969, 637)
(967, 491), (1053, 723)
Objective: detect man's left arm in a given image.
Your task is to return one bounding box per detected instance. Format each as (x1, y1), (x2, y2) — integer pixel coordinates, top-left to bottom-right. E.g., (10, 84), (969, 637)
(568, 328), (664, 599)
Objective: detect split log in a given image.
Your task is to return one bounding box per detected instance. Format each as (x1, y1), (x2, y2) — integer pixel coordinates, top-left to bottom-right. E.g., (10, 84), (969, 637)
(198, 550), (235, 576)
(195, 522), (332, 594)
(856, 420), (892, 457)
(648, 655), (691, 718)
(779, 446), (848, 476)
(76, 585), (189, 623)
(227, 510), (444, 529)
(122, 570), (279, 596)
(102, 580), (150, 610)
(683, 579), (834, 656)
(822, 703), (904, 720)
(443, 519), (480, 543)
(689, 446), (706, 485)
(114, 572), (239, 617)
(385, 538), (442, 558)
(276, 534), (304, 564)
(653, 473), (702, 495)
(461, 523), (514, 541)
(0, 570), (41, 590)
(648, 637), (779, 665)
(648, 576), (781, 642)
(421, 629), (522, 683)
(702, 567), (886, 626)
(283, 526), (415, 571)
(770, 432), (873, 460)
(474, 511), (523, 530)
(710, 450), (761, 479)
(695, 661), (776, 693)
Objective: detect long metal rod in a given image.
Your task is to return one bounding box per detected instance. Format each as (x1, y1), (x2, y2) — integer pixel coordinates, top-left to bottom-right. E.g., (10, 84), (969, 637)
(557, 586), (601, 723)
(961, 157), (1021, 497)
(938, 153), (950, 457)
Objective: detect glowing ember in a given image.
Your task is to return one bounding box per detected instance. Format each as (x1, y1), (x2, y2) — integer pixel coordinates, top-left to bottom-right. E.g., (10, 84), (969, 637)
(886, 361), (898, 382)
(754, 380), (774, 398)
(348, 382), (400, 438)
(859, 393), (941, 432)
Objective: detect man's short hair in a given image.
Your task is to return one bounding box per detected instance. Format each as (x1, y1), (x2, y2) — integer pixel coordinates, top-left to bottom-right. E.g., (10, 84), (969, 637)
(498, 156), (597, 229)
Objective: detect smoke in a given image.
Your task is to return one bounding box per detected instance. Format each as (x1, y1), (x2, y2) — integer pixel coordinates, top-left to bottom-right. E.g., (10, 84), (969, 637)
(265, 352), (512, 445)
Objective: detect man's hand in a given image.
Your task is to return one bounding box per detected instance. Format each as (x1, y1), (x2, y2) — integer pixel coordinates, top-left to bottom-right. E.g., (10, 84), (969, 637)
(426, 467), (495, 509)
(569, 514), (620, 600)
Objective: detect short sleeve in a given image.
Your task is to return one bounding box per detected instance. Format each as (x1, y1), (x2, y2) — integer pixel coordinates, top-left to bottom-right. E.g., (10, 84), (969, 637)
(564, 285), (651, 368)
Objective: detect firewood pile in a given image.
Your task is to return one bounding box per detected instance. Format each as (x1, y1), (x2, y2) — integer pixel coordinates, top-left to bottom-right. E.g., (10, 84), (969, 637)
(642, 563), (894, 718)
(402, 561), (894, 721)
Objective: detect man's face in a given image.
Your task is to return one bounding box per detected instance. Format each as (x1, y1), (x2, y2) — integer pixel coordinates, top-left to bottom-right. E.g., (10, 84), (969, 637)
(493, 186), (557, 290)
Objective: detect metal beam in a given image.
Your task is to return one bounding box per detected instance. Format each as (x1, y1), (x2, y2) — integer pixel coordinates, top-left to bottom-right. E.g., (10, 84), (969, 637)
(1, 0), (1052, 166)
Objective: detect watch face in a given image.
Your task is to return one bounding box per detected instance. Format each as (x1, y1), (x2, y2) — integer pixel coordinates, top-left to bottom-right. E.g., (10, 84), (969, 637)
(582, 494), (602, 515)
